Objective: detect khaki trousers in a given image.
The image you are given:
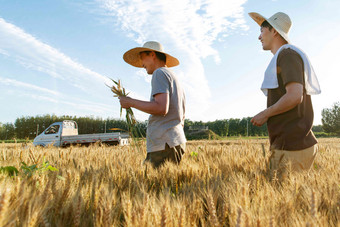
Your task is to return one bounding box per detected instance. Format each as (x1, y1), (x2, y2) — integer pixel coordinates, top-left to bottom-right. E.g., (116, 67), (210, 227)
(269, 145), (318, 178)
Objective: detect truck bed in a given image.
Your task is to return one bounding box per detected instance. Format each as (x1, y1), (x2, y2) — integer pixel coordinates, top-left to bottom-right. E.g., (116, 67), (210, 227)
(61, 132), (129, 146)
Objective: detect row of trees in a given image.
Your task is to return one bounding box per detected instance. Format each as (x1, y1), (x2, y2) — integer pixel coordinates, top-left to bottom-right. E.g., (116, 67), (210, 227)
(0, 114), (266, 140)
(0, 115), (148, 140)
(184, 118), (268, 137)
(1, 101), (339, 140)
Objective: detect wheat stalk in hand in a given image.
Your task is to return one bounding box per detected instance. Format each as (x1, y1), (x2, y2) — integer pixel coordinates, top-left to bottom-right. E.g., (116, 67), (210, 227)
(107, 79), (136, 127)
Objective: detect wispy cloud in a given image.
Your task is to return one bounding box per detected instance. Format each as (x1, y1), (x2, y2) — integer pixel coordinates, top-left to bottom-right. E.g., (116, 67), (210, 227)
(24, 93), (117, 116)
(96, 0), (248, 120)
(0, 17), (123, 120)
(0, 18), (110, 90)
(0, 77), (60, 96)
(309, 33), (340, 124)
(134, 69), (152, 84)
(0, 76), (114, 113)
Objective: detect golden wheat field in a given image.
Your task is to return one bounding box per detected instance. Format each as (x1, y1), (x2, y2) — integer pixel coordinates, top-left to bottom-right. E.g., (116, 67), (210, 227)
(0, 138), (339, 227)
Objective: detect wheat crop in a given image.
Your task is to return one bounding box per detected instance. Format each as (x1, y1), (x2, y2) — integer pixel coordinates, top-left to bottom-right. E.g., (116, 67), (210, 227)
(0, 138), (339, 226)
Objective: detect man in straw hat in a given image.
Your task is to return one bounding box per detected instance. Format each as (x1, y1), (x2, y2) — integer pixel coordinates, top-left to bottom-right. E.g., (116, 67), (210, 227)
(248, 12), (321, 178)
(119, 41), (186, 168)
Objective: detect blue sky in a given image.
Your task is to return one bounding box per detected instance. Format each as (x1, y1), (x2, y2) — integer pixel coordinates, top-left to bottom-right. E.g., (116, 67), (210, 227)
(1, 0), (339, 125)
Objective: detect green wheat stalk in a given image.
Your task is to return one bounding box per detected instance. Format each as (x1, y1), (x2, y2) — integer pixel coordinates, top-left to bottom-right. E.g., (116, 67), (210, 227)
(107, 79), (144, 151)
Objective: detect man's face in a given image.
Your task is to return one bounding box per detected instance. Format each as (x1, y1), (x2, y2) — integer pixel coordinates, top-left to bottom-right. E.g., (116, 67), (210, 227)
(259, 26), (275, 50)
(140, 52), (155, 75)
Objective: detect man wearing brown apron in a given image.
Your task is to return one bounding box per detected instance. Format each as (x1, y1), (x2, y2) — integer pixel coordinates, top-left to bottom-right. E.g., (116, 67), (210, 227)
(248, 12), (321, 178)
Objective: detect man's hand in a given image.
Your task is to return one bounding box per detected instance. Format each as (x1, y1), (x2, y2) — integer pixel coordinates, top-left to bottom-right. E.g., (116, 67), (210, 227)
(251, 110), (269, 127)
(119, 96), (134, 109)
(118, 93), (169, 115)
(251, 82), (303, 127)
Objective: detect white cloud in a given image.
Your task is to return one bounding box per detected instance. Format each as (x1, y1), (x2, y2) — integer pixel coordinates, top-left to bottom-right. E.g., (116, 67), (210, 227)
(135, 68), (152, 84)
(0, 76), (114, 113)
(0, 17), (123, 120)
(0, 77), (60, 96)
(96, 0), (248, 120)
(309, 33), (340, 124)
(0, 18), (111, 91)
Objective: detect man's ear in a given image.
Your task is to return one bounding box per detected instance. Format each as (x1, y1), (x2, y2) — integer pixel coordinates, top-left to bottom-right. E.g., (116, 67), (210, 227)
(272, 28), (280, 37)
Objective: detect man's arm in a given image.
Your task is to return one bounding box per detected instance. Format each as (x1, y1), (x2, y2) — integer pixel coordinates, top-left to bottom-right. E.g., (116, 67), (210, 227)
(119, 93), (169, 116)
(251, 82), (303, 126)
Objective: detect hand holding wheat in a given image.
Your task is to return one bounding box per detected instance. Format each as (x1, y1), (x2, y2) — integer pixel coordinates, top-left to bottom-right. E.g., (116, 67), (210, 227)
(107, 79), (136, 127)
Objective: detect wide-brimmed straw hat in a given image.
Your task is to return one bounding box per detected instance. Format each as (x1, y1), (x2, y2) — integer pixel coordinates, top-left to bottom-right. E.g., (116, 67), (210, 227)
(248, 12), (292, 43)
(123, 41), (179, 68)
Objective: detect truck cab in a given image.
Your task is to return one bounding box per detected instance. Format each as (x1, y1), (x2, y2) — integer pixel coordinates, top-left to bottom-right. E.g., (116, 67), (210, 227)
(33, 120), (77, 147)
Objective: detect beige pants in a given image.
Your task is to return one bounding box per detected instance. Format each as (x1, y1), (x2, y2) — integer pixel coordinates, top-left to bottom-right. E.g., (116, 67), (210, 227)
(269, 145), (318, 178)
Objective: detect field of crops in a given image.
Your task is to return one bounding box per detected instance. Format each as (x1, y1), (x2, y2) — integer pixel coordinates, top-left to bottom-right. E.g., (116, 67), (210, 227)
(0, 138), (339, 226)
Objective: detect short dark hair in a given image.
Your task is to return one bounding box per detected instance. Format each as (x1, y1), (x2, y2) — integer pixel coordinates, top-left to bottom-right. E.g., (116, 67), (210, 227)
(261, 20), (273, 31)
(140, 51), (166, 63)
(155, 52), (166, 63)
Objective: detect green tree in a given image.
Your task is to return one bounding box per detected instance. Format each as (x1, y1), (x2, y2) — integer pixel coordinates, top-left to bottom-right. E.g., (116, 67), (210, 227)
(322, 102), (340, 135)
(312, 125), (323, 133)
(206, 119), (229, 137)
(0, 123), (15, 140)
(228, 118), (241, 136)
(184, 119), (193, 132)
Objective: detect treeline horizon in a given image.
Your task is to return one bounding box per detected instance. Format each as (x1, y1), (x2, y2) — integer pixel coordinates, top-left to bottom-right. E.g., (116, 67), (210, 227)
(0, 114), (327, 140)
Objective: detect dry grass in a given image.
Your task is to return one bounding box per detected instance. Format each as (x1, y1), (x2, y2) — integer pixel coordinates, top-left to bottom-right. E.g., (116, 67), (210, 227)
(0, 138), (339, 226)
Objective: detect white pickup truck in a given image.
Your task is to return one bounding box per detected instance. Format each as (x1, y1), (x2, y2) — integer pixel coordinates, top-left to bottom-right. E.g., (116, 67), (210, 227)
(33, 120), (129, 147)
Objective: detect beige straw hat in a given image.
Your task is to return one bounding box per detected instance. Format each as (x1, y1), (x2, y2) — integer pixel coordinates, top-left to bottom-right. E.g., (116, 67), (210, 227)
(123, 41), (179, 68)
(248, 12), (292, 43)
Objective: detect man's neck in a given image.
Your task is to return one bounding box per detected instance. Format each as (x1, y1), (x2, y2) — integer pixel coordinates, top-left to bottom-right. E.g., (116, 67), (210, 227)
(271, 40), (288, 55)
(154, 61), (166, 70)
(150, 61), (166, 74)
